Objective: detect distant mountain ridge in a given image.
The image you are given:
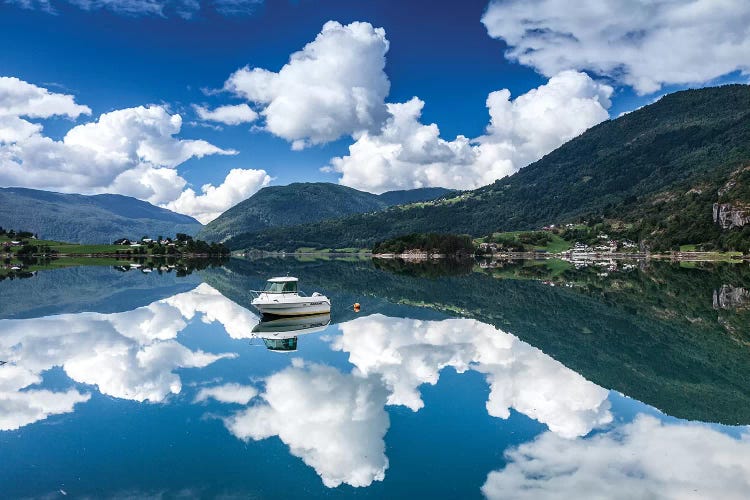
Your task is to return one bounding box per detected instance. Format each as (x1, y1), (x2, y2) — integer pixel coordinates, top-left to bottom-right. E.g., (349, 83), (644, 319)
(0, 187), (202, 243)
(224, 84), (750, 252)
(197, 183), (451, 242)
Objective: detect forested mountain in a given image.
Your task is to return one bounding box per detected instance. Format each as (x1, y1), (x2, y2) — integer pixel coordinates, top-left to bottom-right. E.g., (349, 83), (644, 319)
(0, 187), (202, 243)
(197, 183), (451, 242)
(225, 84), (750, 252)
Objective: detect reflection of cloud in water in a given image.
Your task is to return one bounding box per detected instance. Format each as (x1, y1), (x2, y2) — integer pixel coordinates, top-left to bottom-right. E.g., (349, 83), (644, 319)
(0, 283), (247, 429)
(195, 383), (258, 405)
(0, 364), (90, 431)
(332, 315), (612, 438)
(217, 314), (612, 488)
(224, 360), (390, 488)
(165, 283), (261, 338)
(482, 415), (750, 500)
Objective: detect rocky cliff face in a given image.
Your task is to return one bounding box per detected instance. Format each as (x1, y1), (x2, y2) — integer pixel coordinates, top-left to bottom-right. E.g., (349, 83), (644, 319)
(713, 203), (750, 229)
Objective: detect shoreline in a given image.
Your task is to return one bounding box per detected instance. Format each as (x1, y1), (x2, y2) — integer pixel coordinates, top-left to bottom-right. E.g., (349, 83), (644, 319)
(11, 250), (748, 263)
(372, 251), (749, 262)
(24, 253), (227, 258)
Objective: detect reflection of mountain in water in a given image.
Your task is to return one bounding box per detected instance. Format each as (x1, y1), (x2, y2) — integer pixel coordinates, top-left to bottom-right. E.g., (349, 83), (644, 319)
(203, 258), (750, 424)
(0, 265), (202, 319)
(2, 265), (750, 497)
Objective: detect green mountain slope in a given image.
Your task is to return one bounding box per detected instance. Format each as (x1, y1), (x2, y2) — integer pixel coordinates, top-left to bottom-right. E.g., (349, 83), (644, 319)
(226, 84), (750, 251)
(0, 187), (202, 243)
(197, 182), (451, 242)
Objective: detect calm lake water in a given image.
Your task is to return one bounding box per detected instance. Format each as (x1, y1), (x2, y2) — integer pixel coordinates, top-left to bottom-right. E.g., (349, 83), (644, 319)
(1, 258), (750, 499)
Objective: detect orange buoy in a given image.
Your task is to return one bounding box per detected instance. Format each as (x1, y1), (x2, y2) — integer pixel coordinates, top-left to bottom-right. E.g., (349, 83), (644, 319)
(353, 302), (361, 312)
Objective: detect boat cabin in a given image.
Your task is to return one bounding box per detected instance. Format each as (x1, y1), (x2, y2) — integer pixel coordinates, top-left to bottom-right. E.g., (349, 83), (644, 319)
(263, 277), (298, 294)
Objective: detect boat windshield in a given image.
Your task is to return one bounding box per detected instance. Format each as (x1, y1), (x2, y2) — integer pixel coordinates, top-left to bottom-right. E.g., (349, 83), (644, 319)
(263, 281), (298, 293)
(262, 337), (298, 351)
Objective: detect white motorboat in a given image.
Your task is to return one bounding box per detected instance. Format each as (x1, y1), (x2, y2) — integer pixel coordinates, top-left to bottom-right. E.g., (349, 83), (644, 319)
(250, 277), (331, 317)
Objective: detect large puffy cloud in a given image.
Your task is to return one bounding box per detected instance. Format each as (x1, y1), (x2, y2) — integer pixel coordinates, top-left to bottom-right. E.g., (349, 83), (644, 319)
(332, 315), (612, 438)
(224, 360), (390, 488)
(224, 21), (390, 149)
(164, 168), (271, 223)
(0, 77), (266, 219)
(482, 415), (750, 500)
(0, 284), (239, 413)
(481, 0), (750, 95)
(193, 103), (258, 125)
(0, 104), (234, 205)
(326, 98), (478, 192)
(328, 70), (612, 193)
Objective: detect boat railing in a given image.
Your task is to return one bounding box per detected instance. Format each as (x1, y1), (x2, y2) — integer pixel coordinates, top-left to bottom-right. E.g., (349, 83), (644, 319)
(250, 289), (303, 299)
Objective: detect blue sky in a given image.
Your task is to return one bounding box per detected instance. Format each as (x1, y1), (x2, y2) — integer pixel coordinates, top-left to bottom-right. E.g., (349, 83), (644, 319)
(1, 0), (542, 186)
(1, 0), (749, 222)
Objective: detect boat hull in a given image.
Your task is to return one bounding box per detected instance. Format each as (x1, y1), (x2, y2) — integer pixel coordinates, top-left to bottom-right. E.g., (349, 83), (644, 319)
(251, 297), (331, 317)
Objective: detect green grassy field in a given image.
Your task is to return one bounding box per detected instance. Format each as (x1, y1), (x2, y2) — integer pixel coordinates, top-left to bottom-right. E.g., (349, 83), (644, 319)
(47, 243), (126, 254)
(543, 234), (574, 253)
(480, 230), (573, 253)
(1, 235), (126, 254)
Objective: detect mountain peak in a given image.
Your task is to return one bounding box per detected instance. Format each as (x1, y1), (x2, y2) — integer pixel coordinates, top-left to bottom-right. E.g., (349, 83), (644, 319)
(198, 182), (451, 242)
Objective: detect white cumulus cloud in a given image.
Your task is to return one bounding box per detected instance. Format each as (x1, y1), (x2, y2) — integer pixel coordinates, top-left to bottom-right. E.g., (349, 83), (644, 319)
(224, 20), (390, 148)
(328, 70), (612, 193)
(0, 76), (90, 144)
(0, 76), (90, 121)
(0, 101), (235, 205)
(482, 415), (750, 500)
(164, 168), (271, 223)
(0, 76), (267, 220)
(223, 361), (390, 488)
(481, 0), (750, 95)
(193, 103), (258, 125)
(331, 315), (612, 439)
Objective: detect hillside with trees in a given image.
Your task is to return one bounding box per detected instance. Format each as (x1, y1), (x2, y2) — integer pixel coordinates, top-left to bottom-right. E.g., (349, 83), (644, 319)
(224, 85), (750, 253)
(372, 233), (474, 255)
(0, 188), (202, 244)
(197, 182), (451, 242)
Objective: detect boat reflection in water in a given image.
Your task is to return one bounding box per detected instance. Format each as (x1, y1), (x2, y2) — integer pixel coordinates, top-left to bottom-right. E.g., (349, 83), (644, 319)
(252, 313), (331, 352)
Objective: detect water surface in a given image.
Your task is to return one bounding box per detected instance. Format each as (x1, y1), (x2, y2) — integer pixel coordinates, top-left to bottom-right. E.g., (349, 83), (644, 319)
(1, 258), (749, 498)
